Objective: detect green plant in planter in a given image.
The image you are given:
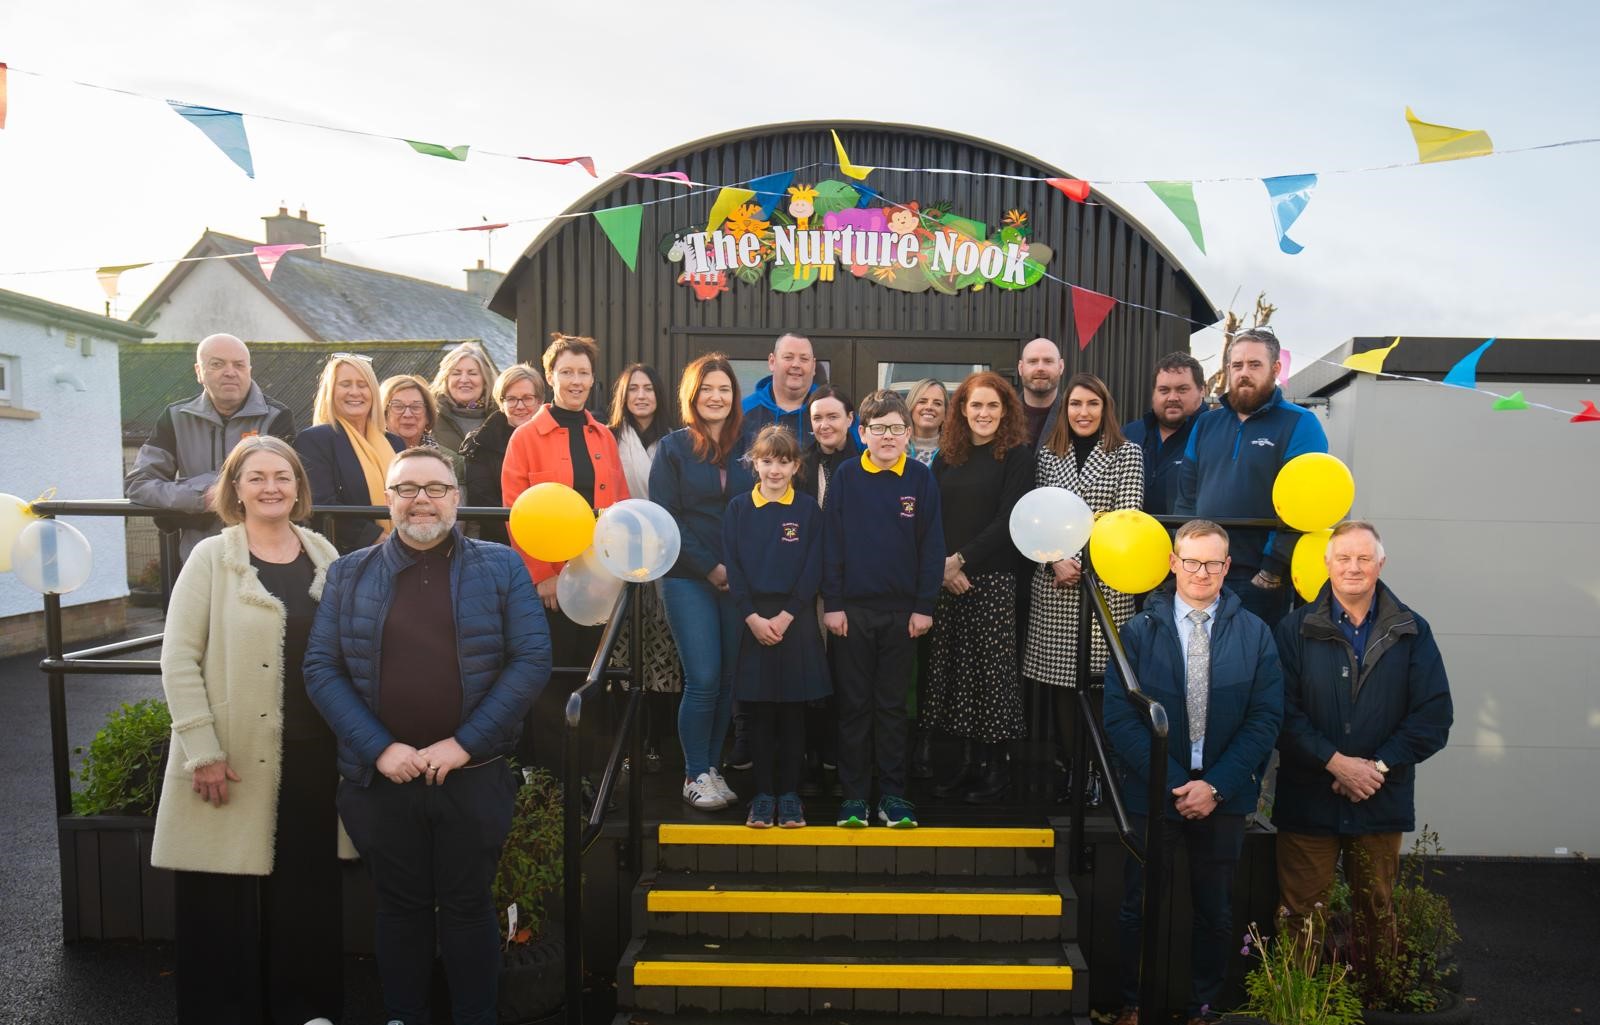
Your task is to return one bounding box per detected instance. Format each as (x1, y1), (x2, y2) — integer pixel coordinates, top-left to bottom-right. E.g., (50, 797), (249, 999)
(71, 699), (171, 816)
(1349, 828), (1461, 1015)
(1238, 907), (1364, 1025)
(493, 766), (564, 944)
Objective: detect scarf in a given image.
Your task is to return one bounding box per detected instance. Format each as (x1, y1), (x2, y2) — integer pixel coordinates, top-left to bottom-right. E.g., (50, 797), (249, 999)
(337, 416), (396, 534)
(439, 393), (490, 432)
(615, 425), (657, 501)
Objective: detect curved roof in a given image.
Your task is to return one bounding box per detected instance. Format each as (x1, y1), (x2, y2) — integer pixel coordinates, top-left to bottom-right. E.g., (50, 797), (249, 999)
(491, 119), (1215, 326)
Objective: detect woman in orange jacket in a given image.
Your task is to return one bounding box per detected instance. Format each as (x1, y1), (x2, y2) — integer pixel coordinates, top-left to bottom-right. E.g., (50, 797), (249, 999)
(501, 332), (629, 771)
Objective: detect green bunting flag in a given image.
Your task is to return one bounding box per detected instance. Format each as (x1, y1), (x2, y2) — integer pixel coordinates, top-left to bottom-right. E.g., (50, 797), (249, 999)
(593, 204), (644, 272)
(1492, 391), (1529, 411)
(1147, 180), (1205, 254)
(405, 140), (470, 161)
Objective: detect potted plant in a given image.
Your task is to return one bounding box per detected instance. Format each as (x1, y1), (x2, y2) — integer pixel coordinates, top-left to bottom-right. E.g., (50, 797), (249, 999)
(72, 698), (171, 816)
(1231, 906), (1363, 1025)
(492, 766), (567, 1025)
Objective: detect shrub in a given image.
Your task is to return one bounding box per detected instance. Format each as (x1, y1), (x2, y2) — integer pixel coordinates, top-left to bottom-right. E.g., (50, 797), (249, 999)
(1239, 908), (1364, 1025)
(493, 766), (564, 944)
(71, 699), (171, 816)
(1349, 827), (1461, 1014)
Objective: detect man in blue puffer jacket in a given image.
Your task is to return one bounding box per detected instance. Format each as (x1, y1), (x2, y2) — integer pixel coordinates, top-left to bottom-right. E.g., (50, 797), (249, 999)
(306, 447), (550, 1025)
(1272, 520), (1452, 959)
(1103, 519), (1284, 1025)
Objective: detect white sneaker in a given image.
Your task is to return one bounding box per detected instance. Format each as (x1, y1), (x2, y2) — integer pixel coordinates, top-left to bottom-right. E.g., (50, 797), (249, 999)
(304, 1019), (335, 1025)
(707, 766), (738, 803)
(683, 772), (729, 810)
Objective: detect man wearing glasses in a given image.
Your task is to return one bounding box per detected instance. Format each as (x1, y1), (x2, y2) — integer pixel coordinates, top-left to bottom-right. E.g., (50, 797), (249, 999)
(306, 447), (550, 1025)
(1103, 519), (1284, 1025)
(125, 333), (297, 557)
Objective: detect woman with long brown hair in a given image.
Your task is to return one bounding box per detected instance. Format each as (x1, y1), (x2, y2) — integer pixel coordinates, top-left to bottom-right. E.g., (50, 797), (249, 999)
(922, 372), (1036, 802)
(649, 353), (754, 811)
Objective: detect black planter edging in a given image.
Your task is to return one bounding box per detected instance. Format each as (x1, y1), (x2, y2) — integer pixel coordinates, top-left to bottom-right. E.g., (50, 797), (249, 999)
(1362, 989), (1473, 1025)
(428, 936), (565, 1025)
(58, 814), (172, 941)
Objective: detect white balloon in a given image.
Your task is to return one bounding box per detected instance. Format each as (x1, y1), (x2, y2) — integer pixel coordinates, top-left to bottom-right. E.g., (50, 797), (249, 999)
(11, 519), (94, 594)
(556, 546), (626, 626)
(1009, 486), (1095, 563)
(592, 500), (682, 583)
(0, 493), (35, 573)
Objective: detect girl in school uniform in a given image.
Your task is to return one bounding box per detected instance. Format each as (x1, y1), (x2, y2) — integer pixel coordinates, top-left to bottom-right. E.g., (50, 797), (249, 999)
(722, 425), (830, 828)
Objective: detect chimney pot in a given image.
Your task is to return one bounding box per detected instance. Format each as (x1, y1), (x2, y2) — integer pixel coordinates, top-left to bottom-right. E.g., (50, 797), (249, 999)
(278, 206), (288, 217)
(477, 259), (485, 269)
(298, 208), (309, 220)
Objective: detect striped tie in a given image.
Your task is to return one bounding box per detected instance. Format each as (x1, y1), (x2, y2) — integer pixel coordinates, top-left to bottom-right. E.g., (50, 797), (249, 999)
(1186, 608), (1210, 746)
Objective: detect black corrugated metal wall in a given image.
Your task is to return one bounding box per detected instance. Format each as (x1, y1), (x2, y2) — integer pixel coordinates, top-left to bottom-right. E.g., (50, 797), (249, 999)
(493, 122), (1214, 418)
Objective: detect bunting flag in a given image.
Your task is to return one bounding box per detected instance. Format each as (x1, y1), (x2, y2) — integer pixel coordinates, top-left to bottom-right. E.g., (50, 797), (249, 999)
(406, 140), (469, 161)
(0, 63), (9, 130)
(1277, 349), (1293, 386)
(253, 244), (307, 281)
(1045, 178), (1091, 203)
(1342, 336), (1402, 374)
(1147, 181), (1205, 253)
(830, 129), (874, 181)
(458, 222), (509, 232)
(1070, 286), (1117, 351)
(1442, 337), (1497, 388)
(622, 171), (694, 185)
(592, 204), (643, 272)
(519, 155), (596, 177)
(1571, 401), (1600, 424)
(747, 170), (796, 219)
(705, 187), (756, 233)
(1406, 106), (1494, 164)
(1262, 174), (1317, 255)
(95, 263), (150, 299)
(167, 101), (254, 177)
(1492, 390), (1529, 411)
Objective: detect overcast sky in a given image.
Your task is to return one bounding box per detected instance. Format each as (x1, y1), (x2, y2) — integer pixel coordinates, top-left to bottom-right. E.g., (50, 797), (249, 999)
(1, 0), (1595, 370)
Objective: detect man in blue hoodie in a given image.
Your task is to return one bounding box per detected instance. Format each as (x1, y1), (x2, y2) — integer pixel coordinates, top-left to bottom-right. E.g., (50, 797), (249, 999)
(741, 332), (819, 448)
(1176, 327), (1327, 629)
(1123, 351), (1206, 516)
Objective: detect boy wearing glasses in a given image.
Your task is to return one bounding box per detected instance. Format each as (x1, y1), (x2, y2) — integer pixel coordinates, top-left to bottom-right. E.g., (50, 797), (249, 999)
(1101, 519), (1283, 1025)
(821, 389), (945, 828)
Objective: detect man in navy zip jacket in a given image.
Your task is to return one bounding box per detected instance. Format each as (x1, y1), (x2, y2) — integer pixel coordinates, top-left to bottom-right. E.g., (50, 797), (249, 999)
(1103, 520), (1283, 1025)
(822, 389), (944, 829)
(1122, 352), (1206, 517)
(1272, 520), (1452, 956)
(1176, 328), (1326, 629)
(305, 448), (550, 1025)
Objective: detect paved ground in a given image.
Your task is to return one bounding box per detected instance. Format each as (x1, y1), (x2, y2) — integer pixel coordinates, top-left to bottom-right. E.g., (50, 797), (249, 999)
(2, 616), (1596, 1024)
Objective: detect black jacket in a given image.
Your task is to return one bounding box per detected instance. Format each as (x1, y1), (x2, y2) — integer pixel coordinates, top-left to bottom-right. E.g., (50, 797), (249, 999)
(292, 423), (404, 554)
(459, 411), (517, 544)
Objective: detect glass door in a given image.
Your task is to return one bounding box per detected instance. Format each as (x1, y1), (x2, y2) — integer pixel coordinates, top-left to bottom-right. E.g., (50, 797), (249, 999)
(851, 338), (1020, 399)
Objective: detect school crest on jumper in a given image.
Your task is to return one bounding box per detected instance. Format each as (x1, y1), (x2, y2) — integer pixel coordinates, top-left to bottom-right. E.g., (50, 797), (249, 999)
(899, 496), (917, 518)
(781, 522), (800, 542)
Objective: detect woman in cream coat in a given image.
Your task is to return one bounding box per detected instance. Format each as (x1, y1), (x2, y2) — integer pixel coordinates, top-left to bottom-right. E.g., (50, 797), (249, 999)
(152, 435), (346, 1025)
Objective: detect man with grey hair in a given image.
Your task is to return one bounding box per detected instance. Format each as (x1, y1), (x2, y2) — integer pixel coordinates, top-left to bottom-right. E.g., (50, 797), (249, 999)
(306, 447), (549, 1025)
(1272, 520), (1452, 958)
(125, 333), (296, 557)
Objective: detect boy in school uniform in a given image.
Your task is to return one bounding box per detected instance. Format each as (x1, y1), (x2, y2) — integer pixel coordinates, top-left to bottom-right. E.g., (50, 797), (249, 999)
(822, 389), (945, 828)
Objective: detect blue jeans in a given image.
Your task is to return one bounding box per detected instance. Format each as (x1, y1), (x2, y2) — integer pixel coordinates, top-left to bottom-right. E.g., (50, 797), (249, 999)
(660, 576), (741, 778)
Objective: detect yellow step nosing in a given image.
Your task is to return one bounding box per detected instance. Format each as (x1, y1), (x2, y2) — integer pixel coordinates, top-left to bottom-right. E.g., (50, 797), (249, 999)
(632, 960), (1073, 990)
(646, 889), (1061, 916)
(657, 824), (1055, 848)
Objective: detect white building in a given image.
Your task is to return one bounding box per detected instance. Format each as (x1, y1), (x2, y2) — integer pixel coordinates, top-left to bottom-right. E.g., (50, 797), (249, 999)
(0, 287), (152, 655)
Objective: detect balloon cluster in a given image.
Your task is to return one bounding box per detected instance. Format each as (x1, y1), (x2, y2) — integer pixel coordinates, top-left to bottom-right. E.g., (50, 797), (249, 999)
(507, 485), (681, 626)
(1274, 453), (1357, 601)
(0, 493), (94, 595)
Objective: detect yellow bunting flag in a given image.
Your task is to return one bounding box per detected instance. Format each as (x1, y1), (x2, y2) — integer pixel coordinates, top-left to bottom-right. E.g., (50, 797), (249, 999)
(96, 263), (151, 299)
(1405, 107), (1494, 164)
(1342, 337), (1402, 375)
(705, 187), (756, 234)
(830, 129), (874, 181)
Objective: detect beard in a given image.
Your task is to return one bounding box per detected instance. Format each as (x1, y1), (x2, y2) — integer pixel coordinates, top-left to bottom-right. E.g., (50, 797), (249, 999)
(396, 515), (455, 546)
(1154, 403), (1191, 428)
(1229, 379), (1273, 414)
(1023, 374), (1058, 399)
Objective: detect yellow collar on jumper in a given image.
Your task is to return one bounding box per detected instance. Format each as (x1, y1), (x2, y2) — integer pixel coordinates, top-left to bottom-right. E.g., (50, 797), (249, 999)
(859, 450), (907, 476)
(751, 484), (795, 508)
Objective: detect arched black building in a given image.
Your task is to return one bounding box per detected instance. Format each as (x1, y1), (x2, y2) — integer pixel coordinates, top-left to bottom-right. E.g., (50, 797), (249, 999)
(490, 120), (1215, 417)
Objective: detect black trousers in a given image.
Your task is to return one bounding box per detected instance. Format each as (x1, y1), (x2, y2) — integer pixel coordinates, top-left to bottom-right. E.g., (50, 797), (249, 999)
(524, 607), (606, 775)
(174, 736), (343, 1025)
(832, 605), (916, 802)
(338, 760), (518, 1025)
(746, 700), (806, 797)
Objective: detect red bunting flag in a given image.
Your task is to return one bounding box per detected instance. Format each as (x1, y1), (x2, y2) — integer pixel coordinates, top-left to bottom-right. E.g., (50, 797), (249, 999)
(458, 222), (509, 232)
(1572, 401), (1600, 423)
(1046, 178), (1090, 202)
(519, 155), (597, 177)
(1070, 286), (1117, 351)
(254, 244), (307, 281)
(0, 63), (9, 130)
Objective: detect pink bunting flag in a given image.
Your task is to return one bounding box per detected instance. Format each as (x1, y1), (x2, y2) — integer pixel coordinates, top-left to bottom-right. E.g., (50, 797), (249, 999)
(1070, 286), (1117, 351)
(1277, 349), (1293, 386)
(458, 222), (510, 232)
(1046, 178), (1090, 203)
(254, 244), (307, 281)
(519, 155), (597, 177)
(0, 63), (9, 130)
(1572, 401), (1600, 424)
(622, 170), (694, 186)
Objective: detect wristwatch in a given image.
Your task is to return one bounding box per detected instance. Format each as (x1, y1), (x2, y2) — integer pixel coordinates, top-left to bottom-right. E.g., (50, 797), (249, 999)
(1374, 760), (1390, 776)
(1207, 783), (1220, 802)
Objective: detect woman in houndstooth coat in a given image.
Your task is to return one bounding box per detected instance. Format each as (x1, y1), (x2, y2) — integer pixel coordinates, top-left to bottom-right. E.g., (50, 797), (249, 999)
(1022, 373), (1145, 690)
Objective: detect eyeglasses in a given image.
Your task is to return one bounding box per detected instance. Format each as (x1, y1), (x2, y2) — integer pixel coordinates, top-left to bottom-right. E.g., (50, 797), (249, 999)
(1178, 558), (1227, 575)
(329, 352), (373, 363)
(387, 402), (426, 415)
(503, 396), (541, 408)
(864, 423), (909, 437)
(386, 483), (456, 498)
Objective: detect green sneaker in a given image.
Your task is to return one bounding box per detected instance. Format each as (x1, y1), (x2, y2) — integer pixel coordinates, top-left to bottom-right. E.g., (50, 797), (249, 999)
(836, 799), (871, 828)
(878, 795), (918, 829)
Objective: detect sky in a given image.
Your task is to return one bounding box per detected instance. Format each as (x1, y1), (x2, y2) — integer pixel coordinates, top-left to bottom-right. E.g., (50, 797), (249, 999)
(1, 0), (1596, 372)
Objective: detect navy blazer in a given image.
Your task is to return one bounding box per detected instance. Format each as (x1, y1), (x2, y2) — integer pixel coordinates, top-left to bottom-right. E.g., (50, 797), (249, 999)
(293, 422), (405, 553)
(1103, 587), (1284, 818)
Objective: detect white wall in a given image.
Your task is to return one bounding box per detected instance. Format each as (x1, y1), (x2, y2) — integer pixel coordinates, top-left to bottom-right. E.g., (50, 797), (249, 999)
(0, 318), (130, 617)
(141, 258), (312, 342)
(1326, 377), (1600, 857)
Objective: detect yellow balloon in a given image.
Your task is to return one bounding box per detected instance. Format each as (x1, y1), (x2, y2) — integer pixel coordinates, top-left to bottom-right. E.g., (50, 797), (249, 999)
(0, 493), (40, 574)
(1291, 529), (1334, 603)
(1273, 453), (1356, 532)
(508, 482), (595, 562)
(1088, 509), (1173, 594)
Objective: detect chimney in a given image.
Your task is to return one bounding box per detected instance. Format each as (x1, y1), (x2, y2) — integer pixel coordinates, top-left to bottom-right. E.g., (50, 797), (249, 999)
(465, 259), (506, 300)
(262, 206), (324, 258)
